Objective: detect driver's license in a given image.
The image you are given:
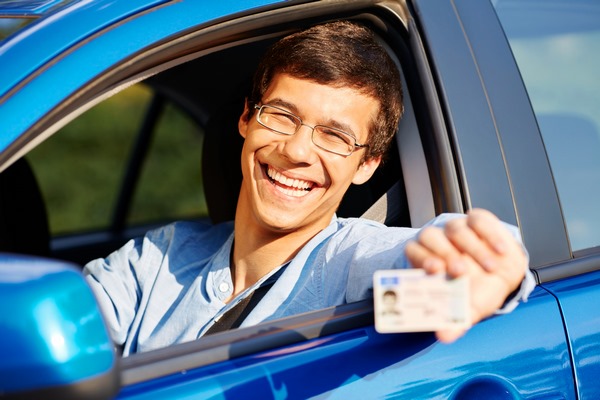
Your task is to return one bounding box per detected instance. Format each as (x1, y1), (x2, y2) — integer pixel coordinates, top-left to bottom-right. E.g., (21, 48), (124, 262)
(373, 269), (470, 333)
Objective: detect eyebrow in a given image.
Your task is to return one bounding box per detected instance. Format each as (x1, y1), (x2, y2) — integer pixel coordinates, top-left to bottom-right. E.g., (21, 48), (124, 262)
(264, 97), (359, 139)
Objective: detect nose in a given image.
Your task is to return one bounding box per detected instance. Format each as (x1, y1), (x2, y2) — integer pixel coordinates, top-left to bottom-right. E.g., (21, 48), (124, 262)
(280, 124), (318, 164)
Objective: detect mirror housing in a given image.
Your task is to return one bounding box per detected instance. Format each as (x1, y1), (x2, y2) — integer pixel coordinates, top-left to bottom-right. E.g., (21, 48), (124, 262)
(0, 254), (118, 399)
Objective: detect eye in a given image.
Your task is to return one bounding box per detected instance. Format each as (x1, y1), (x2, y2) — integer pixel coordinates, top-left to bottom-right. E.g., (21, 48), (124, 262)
(262, 107), (299, 129)
(270, 111), (297, 124)
(318, 127), (353, 146)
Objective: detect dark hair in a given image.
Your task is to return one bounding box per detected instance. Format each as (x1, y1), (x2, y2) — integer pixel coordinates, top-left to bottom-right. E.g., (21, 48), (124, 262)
(246, 20), (404, 161)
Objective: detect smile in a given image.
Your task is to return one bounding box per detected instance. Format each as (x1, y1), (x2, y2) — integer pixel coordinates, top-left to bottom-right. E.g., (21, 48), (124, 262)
(266, 166), (314, 198)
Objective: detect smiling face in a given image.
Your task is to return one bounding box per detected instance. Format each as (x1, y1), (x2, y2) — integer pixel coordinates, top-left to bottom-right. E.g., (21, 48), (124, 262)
(237, 73), (382, 237)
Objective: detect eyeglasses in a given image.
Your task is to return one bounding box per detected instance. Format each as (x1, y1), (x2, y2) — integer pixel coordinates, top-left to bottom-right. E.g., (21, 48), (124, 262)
(254, 104), (368, 156)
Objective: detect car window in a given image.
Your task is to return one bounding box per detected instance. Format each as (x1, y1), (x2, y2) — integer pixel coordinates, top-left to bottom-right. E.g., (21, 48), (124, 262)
(27, 83), (206, 236)
(0, 19), (29, 42)
(493, 0), (600, 252)
(128, 96), (206, 226)
(20, 14), (415, 353)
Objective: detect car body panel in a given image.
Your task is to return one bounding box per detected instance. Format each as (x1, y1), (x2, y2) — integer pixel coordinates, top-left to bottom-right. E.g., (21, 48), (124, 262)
(118, 287), (574, 399)
(544, 268), (600, 399)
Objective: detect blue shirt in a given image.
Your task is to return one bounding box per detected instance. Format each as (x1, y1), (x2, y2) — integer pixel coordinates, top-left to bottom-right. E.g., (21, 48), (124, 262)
(84, 214), (535, 355)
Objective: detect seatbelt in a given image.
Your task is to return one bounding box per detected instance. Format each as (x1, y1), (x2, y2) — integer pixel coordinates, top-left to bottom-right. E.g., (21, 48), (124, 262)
(204, 263), (289, 335)
(205, 183), (402, 335)
(360, 180), (403, 225)
(204, 281), (274, 335)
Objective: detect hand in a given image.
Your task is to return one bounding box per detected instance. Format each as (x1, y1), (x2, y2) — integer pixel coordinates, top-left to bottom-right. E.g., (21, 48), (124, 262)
(405, 209), (528, 343)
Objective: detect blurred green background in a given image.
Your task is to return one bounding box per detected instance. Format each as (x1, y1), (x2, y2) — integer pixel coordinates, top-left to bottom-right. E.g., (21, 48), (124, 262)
(27, 84), (207, 236)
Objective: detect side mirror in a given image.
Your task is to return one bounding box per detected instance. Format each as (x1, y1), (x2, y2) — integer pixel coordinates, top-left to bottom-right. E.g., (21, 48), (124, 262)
(0, 254), (119, 399)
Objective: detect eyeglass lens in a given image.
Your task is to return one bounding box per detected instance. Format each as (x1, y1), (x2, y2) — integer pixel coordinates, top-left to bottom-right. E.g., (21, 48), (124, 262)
(257, 105), (356, 155)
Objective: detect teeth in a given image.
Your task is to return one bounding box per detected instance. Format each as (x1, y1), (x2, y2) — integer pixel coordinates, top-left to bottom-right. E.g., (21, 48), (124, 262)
(279, 187), (309, 197)
(267, 166), (313, 195)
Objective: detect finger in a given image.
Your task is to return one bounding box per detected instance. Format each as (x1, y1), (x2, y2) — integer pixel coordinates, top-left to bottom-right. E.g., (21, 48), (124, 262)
(444, 217), (500, 272)
(436, 328), (468, 343)
(466, 209), (514, 255)
(405, 241), (445, 274)
(467, 210), (528, 284)
(463, 253), (519, 322)
(416, 227), (467, 276)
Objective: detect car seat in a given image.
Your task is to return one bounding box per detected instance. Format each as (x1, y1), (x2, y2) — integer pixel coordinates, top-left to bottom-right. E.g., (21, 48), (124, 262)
(0, 157), (50, 256)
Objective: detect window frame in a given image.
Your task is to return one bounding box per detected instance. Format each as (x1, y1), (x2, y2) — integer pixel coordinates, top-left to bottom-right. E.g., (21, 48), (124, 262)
(14, 2), (433, 265)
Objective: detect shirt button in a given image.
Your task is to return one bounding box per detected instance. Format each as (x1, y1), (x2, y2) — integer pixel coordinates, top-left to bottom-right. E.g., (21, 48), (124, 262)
(219, 282), (230, 293)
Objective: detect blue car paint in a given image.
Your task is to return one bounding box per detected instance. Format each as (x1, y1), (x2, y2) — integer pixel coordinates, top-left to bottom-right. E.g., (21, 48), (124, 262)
(0, 256), (115, 393)
(543, 269), (600, 400)
(0, 0), (171, 97)
(118, 287), (574, 399)
(0, 0), (72, 16)
(0, 0), (285, 152)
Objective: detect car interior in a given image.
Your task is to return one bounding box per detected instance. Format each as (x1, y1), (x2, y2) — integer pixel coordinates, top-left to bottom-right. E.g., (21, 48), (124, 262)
(0, 15), (429, 268)
(0, 156), (50, 257)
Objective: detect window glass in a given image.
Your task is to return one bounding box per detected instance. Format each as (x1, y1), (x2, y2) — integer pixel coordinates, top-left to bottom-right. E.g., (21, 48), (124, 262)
(28, 85), (148, 235)
(0, 19), (34, 42)
(128, 98), (206, 225)
(493, 0), (600, 251)
(28, 83), (206, 236)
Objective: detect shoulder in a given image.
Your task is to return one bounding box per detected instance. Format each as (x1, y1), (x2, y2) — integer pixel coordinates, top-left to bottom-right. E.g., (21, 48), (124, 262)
(332, 217), (386, 236)
(90, 220), (233, 268)
(144, 220), (234, 255)
(85, 220), (233, 282)
(330, 217), (418, 247)
(146, 220), (233, 242)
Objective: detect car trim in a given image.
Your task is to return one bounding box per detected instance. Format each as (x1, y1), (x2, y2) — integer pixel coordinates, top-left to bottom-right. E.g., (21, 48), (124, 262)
(413, 0), (573, 267)
(536, 251), (600, 283)
(120, 299), (374, 385)
(405, 15), (463, 216)
(454, 0), (571, 267)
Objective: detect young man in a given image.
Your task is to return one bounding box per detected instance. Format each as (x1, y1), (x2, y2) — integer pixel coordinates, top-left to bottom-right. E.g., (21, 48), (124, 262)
(84, 21), (534, 355)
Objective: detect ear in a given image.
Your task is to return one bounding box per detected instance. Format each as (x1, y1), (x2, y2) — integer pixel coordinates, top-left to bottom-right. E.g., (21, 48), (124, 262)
(238, 100), (251, 139)
(352, 156), (382, 185)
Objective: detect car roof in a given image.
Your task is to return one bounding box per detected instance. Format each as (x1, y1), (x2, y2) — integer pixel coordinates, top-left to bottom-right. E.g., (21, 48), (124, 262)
(0, 0), (285, 156)
(0, 0), (173, 97)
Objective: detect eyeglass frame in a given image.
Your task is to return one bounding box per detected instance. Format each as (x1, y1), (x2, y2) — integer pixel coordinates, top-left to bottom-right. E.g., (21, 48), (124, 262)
(253, 104), (369, 156)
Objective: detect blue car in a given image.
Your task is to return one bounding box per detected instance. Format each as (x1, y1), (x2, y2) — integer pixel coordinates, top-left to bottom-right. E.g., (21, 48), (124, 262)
(1, 0), (599, 398)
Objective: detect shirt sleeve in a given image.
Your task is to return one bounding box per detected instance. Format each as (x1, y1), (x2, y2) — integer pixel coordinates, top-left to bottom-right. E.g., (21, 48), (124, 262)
(341, 213), (535, 313)
(83, 237), (145, 346)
